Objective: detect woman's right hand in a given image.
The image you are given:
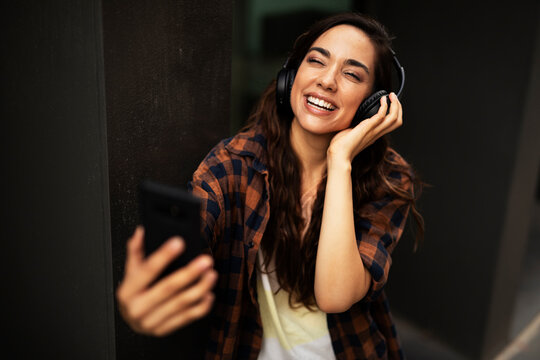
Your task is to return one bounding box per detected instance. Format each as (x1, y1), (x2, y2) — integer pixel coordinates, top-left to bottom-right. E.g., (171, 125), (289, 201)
(116, 226), (217, 336)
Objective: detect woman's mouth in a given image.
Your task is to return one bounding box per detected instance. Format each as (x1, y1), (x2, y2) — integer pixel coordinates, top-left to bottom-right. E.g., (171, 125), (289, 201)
(306, 95), (336, 111)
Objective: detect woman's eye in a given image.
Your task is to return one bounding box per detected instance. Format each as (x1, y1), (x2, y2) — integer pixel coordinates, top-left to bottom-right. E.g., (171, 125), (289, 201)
(307, 57), (324, 65)
(345, 72), (361, 81)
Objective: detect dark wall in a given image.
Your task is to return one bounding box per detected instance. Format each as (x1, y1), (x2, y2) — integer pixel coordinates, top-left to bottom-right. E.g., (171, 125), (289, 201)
(101, 1), (233, 359)
(3, 1), (233, 359)
(2, 1), (115, 359)
(3, 1), (537, 359)
(377, 1), (540, 359)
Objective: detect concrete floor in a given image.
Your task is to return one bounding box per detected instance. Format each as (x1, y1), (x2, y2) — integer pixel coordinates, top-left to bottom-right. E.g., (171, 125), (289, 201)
(394, 315), (467, 360)
(503, 200), (540, 360)
(394, 313), (540, 360)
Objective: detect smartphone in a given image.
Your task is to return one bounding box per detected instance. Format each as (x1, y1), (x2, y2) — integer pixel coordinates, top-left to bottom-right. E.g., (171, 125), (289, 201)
(139, 179), (202, 280)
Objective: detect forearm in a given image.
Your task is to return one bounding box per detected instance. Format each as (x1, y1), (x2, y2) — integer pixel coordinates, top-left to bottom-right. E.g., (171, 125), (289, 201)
(314, 157), (370, 313)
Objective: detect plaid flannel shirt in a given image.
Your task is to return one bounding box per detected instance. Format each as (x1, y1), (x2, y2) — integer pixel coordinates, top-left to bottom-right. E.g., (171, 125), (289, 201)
(188, 122), (412, 360)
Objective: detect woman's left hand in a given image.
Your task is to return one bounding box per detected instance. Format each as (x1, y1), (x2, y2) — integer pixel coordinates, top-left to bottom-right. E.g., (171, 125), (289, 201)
(327, 92), (402, 164)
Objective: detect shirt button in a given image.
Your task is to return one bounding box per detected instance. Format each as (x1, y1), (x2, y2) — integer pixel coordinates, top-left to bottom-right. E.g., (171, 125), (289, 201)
(248, 241), (255, 248)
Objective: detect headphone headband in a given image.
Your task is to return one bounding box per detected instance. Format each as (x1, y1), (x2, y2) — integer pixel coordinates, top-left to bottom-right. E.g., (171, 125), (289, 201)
(390, 49), (405, 98)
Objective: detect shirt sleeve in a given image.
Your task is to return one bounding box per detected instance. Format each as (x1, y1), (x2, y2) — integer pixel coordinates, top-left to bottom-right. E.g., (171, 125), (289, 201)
(187, 151), (226, 254)
(355, 167), (413, 302)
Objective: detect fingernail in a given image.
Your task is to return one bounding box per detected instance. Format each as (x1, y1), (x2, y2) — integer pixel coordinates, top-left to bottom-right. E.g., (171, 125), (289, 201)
(207, 270), (218, 282)
(198, 256), (213, 269)
(168, 237), (183, 251)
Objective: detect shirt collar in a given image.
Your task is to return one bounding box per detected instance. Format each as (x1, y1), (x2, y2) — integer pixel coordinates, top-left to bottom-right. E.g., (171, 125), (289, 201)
(224, 122), (268, 173)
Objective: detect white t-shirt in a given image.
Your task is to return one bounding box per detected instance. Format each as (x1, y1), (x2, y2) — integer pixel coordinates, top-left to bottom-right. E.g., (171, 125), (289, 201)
(256, 188), (336, 360)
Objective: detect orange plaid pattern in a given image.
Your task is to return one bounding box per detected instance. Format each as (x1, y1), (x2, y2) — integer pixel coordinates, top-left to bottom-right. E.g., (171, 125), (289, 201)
(188, 123), (412, 359)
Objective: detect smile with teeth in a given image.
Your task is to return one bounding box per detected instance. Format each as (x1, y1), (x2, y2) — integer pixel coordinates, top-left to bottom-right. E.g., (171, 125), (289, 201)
(306, 96), (336, 111)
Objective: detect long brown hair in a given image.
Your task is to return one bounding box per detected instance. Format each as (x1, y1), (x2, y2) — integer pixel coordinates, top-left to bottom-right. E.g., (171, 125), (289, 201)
(245, 13), (424, 309)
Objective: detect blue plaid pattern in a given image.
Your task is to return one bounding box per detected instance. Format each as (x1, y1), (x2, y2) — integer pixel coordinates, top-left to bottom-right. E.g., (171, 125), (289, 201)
(188, 123), (412, 359)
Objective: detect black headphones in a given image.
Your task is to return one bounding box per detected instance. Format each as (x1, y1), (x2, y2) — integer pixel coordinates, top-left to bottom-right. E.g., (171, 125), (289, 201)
(276, 49), (405, 128)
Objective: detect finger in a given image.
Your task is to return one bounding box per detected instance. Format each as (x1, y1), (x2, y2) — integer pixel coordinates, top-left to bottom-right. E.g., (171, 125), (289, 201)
(152, 292), (215, 336)
(387, 93), (403, 131)
(387, 92), (400, 120)
(398, 96), (403, 123)
(121, 255), (214, 333)
(356, 95), (389, 127)
(349, 95), (388, 137)
(140, 269), (217, 330)
(373, 93), (402, 135)
(122, 236), (185, 300)
(117, 227), (147, 305)
(133, 254), (214, 316)
(362, 95), (391, 137)
(125, 226), (145, 275)
(373, 95), (389, 121)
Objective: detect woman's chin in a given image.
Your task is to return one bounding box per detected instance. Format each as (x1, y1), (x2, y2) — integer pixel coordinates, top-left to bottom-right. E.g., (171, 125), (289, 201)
(293, 116), (346, 136)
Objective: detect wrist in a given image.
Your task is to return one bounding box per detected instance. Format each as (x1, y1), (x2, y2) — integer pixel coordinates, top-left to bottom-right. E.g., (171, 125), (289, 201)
(327, 155), (352, 173)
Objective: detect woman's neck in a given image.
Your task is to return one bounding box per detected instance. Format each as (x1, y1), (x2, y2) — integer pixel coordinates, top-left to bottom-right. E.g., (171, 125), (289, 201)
(289, 118), (333, 192)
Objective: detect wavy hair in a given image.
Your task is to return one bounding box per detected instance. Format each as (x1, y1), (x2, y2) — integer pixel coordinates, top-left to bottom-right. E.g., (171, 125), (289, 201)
(244, 12), (424, 309)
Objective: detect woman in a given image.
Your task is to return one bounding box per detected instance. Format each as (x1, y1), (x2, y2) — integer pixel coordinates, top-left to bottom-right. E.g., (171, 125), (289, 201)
(117, 12), (423, 359)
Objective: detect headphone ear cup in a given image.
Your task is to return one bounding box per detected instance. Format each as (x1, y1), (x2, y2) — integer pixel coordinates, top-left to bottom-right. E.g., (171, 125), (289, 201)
(352, 90), (388, 127)
(276, 68), (296, 114)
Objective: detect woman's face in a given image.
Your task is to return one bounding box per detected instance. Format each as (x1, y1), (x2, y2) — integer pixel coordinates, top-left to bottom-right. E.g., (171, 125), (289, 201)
(290, 24), (376, 135)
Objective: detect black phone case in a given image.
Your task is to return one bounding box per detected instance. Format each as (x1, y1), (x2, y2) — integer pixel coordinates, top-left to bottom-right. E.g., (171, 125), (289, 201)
(139, 179), (202, 280)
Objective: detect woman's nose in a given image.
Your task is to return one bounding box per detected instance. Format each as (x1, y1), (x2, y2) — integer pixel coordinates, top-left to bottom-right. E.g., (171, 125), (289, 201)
(317, 68), (337, 92)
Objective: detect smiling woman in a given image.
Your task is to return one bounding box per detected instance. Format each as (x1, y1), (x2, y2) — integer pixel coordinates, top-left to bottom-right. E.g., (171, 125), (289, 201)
(290, 25), (376, 135)
(116, 12), (424, 360)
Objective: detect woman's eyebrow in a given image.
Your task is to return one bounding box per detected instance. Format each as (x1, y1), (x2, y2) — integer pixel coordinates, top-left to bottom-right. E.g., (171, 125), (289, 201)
(345, 59), (370, 75)
(307, 47), (370, 74)
(309, 46), (331, 58)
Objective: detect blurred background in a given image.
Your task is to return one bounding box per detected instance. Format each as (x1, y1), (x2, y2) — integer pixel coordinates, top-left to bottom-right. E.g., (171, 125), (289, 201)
(2, 0), (539, 359)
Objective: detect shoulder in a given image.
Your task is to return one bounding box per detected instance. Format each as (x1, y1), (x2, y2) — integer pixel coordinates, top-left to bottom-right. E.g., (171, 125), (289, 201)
(192, 123), (268, 185)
